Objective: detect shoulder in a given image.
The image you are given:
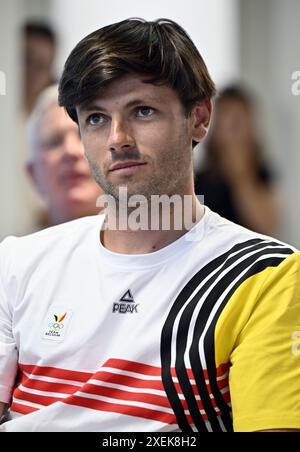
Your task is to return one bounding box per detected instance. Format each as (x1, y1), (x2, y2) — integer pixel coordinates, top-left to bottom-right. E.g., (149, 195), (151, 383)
(0, 215), (103, 276)
(204, 207), (297, 267)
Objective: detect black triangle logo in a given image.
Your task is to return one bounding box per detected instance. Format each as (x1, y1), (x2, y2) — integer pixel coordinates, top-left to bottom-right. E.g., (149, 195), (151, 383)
(120, 289), (134, 303)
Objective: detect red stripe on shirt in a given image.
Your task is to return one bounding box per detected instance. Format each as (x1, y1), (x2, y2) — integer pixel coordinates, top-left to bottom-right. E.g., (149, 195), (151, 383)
(10, 402), (39, 415)
(104, 358), (162, 376)
(63, 394), (205, 424)
(14, 387), (63, 406)
(18, 363), (92, 383)
(18, 372), (81, 395)
(82, 382), (207, 411)
(14, 359), (230, 424)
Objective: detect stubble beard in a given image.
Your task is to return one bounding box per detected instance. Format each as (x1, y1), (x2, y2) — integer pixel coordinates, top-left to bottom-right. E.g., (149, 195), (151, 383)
(86, 132), (193, 204)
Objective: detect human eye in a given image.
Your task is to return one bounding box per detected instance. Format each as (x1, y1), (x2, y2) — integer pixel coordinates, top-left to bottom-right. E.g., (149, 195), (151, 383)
(86, 113), (106, 126)
(41, 134), (63, 151)
(136, 106), (154, 118)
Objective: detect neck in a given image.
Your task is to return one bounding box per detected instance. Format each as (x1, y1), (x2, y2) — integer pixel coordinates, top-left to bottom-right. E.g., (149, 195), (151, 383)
(101, 192), (204, 255)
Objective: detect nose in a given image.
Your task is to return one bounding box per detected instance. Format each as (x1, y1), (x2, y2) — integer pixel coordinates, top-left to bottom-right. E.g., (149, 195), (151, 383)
(107, 117), (135, 153)
(62, 130), (84, 160)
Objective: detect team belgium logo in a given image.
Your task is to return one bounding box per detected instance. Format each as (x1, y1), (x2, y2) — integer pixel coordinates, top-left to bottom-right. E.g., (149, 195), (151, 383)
(48, 312), (67, 330)
(44, 312), (67, 338)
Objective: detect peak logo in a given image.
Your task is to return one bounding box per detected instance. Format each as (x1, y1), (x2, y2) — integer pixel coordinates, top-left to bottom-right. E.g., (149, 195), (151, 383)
(113, 290), (139, 314)
(42, 308), (72, 342)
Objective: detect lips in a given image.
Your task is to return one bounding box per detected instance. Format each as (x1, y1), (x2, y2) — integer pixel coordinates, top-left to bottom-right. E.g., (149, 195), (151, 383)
(109, 162), (146, 172)
(60, 172), (88, 185)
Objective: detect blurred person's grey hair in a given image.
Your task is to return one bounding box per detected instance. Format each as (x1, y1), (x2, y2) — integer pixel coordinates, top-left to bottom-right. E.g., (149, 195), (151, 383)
(26, 84), (59, 163)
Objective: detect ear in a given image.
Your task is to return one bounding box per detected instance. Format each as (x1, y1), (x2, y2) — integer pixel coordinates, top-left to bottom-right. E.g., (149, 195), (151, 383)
(26, 162), (46, 197)
(26, 162), (36, 186)
(191, 99), (212, 143)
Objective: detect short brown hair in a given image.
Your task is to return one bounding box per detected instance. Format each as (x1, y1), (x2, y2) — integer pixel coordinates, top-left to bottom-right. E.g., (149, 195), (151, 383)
(58, 18), (216, 122)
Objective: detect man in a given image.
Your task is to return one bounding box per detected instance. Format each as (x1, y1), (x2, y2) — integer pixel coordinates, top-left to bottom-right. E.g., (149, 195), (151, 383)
(0, 18), (299, 432)
(27, 84), (102, 226)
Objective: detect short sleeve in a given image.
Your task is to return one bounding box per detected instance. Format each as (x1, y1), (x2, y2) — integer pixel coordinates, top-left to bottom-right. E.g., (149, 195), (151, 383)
(230, 252), (300, 431)
(0, 239), (18, 404)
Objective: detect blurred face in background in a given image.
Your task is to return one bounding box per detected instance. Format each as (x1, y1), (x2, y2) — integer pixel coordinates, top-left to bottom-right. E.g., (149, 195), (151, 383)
(27, 105), (102, 225)
(24, 32), (55, 101)
(210, 98), (254, 147)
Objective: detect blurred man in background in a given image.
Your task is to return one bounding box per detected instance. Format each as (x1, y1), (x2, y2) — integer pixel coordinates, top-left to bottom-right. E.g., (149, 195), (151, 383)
(27, 84), (102, 226)
(23, 22), (57, 115)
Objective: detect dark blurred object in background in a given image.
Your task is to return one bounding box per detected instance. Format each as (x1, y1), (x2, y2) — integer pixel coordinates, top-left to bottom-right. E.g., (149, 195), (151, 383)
(195, 85), (280, 236)
(23, 22), (57, 115)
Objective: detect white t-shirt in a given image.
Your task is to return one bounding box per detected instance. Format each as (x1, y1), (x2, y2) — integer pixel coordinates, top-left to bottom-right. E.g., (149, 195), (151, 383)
(0, 207), (300, 432)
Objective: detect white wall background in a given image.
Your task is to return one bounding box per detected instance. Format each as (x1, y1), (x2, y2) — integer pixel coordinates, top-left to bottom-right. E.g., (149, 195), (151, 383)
(51, 0), (240, 87)
(0, 1), (23, 238)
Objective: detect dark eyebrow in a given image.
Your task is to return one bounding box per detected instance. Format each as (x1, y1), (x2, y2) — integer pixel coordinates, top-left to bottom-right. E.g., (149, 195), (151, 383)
(79, 97), (160, 114)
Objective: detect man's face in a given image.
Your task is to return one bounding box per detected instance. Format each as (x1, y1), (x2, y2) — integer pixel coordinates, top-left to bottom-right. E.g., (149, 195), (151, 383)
(24, 34), (55, 95)
(212, 99), (253, 147)
(76, 74), (197, 201)
(29, 105), (101, 220)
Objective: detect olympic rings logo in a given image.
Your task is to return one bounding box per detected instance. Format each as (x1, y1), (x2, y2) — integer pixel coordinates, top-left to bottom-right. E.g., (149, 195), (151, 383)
(48, 322), (64, 330)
